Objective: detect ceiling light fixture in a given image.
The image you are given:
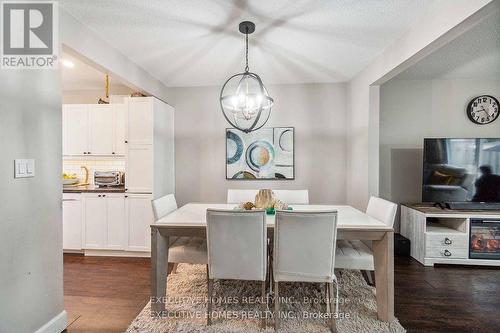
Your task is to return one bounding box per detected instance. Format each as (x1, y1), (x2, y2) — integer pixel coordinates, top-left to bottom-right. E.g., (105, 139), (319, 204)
(220, 21), (273, 133)
(61, 59), (75, 68)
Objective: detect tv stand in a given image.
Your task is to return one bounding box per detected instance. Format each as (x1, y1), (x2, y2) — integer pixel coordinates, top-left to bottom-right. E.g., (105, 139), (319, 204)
(445, 202), (500, 211)
(400, 203), (500, 267)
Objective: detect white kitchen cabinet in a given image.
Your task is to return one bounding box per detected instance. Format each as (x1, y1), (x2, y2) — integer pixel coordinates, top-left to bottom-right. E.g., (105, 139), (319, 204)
(83, 194), (107, 249)
(89, 105), (114, 155)
(82, 193), (126, 250)
(125, 97), (175, 197)
(125, 144), (153, 193)
(127, 98), (153, 144)
(62, 193), (82, 251)
(125, 193), (153, 252)
(106, 194), (126, 249)
(113, 104), (127, 155)
(62, 103), (126, 156)
(63, 104), (89, 155)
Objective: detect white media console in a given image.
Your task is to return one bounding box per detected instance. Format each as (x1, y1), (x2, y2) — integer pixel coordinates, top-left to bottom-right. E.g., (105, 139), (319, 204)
(400, 204), (500, 267)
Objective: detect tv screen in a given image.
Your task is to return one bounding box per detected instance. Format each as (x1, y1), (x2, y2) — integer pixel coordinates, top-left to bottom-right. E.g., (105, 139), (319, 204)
(422, 138), (500, 203)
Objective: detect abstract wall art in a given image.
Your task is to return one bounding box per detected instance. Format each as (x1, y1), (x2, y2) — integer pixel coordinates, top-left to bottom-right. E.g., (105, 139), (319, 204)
(226, 127), (294, 180)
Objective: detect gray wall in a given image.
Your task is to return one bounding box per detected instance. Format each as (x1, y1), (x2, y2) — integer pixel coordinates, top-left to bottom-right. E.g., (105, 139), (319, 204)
(0, 71), (64, 331)
(380, 79), (500, 228)
(171, 83), (347, 206)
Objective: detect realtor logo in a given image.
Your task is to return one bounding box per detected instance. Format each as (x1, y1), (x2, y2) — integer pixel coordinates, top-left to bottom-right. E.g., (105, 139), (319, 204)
(1, 1), (58, 69)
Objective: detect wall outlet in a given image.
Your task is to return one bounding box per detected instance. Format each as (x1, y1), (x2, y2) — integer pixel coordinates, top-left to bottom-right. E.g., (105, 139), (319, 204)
(14, 159), (35, 178)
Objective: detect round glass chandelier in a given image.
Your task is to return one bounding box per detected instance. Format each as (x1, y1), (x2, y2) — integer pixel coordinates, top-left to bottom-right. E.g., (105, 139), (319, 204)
(220, 21), (274, 133)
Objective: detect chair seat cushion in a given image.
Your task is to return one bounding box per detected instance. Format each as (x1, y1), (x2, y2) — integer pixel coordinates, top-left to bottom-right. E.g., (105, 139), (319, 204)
(335, 240), (374, 270)
(168, 237), (207, 264)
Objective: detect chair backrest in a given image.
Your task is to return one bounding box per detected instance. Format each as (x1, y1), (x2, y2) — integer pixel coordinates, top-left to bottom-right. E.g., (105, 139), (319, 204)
(206, 209), (267, 281)
(227, 189), (309, 204)
(274, 210), (337, 283)
(226, 189), (259, 204)
(273, 190), (309, 204)
(366, 196), (397, 227)
(151, 194), (178, 221)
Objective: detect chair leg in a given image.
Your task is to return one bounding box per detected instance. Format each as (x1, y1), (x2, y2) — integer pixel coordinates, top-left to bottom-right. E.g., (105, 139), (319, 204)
(361, 270), (375, 286)
(269, 256), (274, 295)
(207, 266), (212, 326)
(370, 270), (376, 286)
(274, 281), (280, 330)
(325, 282), (330, 313)
(261, 280), (266, 329)
(328, 282), (337, 333)
(172, 263), (178, 274)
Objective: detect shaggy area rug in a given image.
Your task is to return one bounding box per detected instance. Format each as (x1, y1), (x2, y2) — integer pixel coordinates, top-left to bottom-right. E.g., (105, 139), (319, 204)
(126, 264), (405, 333)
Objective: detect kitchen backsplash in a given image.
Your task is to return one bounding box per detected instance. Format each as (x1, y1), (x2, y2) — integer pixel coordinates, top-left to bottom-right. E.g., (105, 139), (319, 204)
(63, 159), (125, 185)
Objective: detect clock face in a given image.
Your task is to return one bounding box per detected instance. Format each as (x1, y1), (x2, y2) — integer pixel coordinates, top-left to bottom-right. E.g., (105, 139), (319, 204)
(467, 95), (499, 125)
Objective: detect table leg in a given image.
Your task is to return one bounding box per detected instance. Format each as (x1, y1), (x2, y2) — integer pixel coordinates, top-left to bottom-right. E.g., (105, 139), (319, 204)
(372, 231), (394, 322)
(151, 227), (169, 315)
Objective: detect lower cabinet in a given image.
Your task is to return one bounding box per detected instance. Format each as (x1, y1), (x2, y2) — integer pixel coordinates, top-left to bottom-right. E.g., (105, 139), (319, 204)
(63, 193), (82, 251)
(82, 193), (126, 250)
(125, 193), (154, 252)
(78, 192), (153, 254)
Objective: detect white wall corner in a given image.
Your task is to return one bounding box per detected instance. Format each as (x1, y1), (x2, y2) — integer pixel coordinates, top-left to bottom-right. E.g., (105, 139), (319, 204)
(368, 85), (380, 199)
(346, 0), (497, 209)
(60, 9), (172, 104)
(34, 311), (67, 333)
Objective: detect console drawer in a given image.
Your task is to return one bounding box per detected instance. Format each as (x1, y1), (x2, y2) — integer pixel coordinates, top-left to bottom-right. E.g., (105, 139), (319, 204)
(425, 233), (468, 248)
(426, 247), (468, 259)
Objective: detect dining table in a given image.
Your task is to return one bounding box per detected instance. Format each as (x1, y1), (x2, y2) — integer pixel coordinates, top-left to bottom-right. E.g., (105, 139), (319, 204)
(150, 203), (395, 322)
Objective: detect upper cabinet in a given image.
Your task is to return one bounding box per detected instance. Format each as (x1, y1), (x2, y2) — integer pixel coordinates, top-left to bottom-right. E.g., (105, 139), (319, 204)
(113, 104), (127, 155)
(63, 103), (126, 156)
(126, 98), (153, 144)
(125, 97), (175, 197)
(63, 104), (89, 156)
(89, 105), (114, 155)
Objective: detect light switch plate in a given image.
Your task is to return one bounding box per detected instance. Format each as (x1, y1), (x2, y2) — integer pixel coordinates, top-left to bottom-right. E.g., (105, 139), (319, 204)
(15, 159), (35, 178)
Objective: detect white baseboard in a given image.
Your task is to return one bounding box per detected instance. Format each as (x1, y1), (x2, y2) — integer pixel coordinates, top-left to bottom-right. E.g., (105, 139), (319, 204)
(63, 249), (84, 254)
(84, 249), (151, 257)
(34, 310), (67, 333)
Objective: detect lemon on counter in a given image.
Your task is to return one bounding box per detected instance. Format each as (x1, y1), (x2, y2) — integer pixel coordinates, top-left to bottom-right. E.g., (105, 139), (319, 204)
(62, 173), (78, 179)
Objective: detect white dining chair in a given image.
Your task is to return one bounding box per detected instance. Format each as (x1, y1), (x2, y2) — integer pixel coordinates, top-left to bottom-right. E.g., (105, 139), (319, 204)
(227, 189), (309, 204)
(152, 194), (207, 274)
(273, 210), (338, 332)
(206, 209), (268, 327)
(273, 190), (309, 204)
(227, 189), (259, 204)
(335, 197), (397, 285)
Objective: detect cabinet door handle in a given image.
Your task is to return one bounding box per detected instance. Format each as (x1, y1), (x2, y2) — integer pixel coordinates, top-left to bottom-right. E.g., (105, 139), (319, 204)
(102, 194), (106, 197)
(88, 152), (91, 154)
(98, 195), (102, 197)
(124, 195), (128, 198)
(125, 140), (128, 143)
(112, 152), (115, 154)
(444, 238), (452, 245)
(444, 250), (452, 257)
(83, 152), (87, 154)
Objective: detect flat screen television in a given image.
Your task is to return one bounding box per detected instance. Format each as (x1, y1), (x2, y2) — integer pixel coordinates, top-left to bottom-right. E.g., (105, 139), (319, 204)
(422, 138), (500, 204)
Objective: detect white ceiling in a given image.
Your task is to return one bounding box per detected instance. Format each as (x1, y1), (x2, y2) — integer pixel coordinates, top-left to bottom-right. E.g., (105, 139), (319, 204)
(61, 52), (133, 91)
(395, 9), (500, 80)
(60, 0), (445, 87)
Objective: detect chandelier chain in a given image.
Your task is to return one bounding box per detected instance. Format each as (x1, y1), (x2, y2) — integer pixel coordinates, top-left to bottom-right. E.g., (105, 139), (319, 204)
(245, 30), (249, 72)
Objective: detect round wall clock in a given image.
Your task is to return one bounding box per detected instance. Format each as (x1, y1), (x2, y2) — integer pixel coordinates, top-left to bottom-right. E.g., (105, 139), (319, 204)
(466, 95), (499, 125)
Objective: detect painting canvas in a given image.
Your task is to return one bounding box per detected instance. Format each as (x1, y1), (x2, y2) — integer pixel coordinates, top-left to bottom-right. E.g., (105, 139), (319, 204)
(226, 127), (294, 180)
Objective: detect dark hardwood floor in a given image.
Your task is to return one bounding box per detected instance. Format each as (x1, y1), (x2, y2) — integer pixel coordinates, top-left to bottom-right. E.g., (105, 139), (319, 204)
(64, 254), (155, 333)
(394, 256), (500, 333)
(64, 254), (500, 333)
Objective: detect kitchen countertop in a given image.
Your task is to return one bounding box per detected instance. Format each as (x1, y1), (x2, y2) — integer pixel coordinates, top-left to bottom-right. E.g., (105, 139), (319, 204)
(63, 185), (126, 193)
